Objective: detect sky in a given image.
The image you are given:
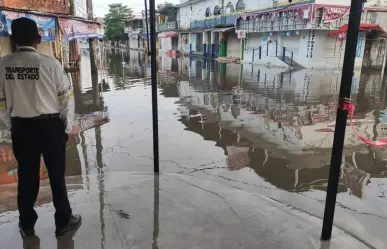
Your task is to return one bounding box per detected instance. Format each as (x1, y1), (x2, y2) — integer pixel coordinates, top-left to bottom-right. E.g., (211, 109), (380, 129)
(91, 0), (180, 18)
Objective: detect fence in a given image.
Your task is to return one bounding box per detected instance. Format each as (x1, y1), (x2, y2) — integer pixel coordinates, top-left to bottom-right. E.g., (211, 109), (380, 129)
(252, 41), (294, 67)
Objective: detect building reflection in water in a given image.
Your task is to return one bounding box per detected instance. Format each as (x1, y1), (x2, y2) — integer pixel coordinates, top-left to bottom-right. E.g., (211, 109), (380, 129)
(158, 57), (387, 200)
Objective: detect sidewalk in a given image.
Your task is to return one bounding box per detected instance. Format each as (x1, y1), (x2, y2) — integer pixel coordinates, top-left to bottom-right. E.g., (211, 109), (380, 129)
(0, 172), (369, 249)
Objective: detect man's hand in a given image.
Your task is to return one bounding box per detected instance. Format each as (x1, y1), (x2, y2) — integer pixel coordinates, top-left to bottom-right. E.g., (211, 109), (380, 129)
(66, 133), (73, 144)
(65, 125), (80, 144)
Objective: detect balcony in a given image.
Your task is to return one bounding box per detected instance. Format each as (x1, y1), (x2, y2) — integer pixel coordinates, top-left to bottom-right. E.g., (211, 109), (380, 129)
(237, 16), (308, 33)
(190, 16), (237, 30)
(157, 21), (178, 32)
(236, 13), (373, 33)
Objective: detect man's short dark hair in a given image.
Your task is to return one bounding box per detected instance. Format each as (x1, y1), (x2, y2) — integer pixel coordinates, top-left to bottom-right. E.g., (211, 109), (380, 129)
(11, 17), (41, 46)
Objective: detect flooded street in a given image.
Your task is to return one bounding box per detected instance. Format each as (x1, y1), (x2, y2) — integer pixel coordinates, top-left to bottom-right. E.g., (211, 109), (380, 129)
(1, 49), (387, 248)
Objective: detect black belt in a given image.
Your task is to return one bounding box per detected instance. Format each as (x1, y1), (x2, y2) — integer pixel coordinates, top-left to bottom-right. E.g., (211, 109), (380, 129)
(13, 113), (60, 120)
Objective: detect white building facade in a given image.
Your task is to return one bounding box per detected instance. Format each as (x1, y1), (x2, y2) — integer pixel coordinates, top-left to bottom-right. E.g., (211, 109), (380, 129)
(177, 0), (387, 69)
(124, 15), (146, 50)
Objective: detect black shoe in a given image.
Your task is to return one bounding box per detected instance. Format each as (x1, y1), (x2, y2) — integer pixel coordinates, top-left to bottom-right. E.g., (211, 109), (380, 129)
(55, 214), (82, 237)
(19, 222), (35, 237)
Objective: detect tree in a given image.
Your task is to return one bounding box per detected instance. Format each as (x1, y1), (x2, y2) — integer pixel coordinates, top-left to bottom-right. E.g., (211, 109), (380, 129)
(104, 4), (133, 44)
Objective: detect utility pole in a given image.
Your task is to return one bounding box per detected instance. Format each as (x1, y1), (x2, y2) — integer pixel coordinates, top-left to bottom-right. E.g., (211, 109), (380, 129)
(321, 0), (364, 241)
(273, 0), (278, 9)
(149, 0), (160, 173)
(69, 0), (76, 65)
(86, 0), (100, 106)
(221, 0), (225, 25)
(69, 0), (83, 110)
(144, 2), (150, 54)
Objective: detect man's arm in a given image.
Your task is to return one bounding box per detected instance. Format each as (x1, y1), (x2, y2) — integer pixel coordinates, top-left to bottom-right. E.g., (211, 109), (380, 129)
(0, 71), (11, 132)
(56, 62), (75, 134)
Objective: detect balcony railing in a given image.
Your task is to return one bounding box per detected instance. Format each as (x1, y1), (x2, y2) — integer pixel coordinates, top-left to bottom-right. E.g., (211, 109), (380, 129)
(157, 21), (178, 32)
(310, 15), (372, 30)
(125, 25), (144, 33)
(130, 28), (143, 36)
(190, 16), (237, 30)
(235, 13), (373, 33)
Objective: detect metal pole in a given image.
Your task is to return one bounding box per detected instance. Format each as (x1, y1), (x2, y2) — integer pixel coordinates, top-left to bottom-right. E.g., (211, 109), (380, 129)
(86, 0), (99, 106)
(266, 42), (269, 56)
(149, 0), (160, 173)
(321, 0), (363, 241)
(68, 0), (77, 82)
(144, 0), (150, 54)
(252, 49), (255, 63)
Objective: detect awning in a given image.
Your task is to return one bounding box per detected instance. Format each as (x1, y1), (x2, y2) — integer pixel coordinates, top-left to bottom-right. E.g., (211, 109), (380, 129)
(158, 31), (179, 38)
(328, 23), (387, 40)
(205, 27), (235, 32)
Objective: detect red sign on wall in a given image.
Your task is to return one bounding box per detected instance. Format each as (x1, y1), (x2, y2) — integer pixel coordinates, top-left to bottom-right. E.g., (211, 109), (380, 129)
(59, 18), (103, 41)
(323, 7), (350, 22)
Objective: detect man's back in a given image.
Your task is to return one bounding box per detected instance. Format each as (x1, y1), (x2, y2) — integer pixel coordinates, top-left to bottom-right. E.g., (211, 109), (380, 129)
(0, 49), (64, 118)
(4, 17), (81, 238)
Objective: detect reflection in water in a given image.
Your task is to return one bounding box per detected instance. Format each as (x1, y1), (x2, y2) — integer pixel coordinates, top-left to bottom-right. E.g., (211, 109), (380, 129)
(22, 223), (81, 249)
(157, 57), (387, 201)
(153, 174), (159, 249)
(4, 49), (387, 248)
(95, 126), (106, 249)
(23, 235), (40, 249)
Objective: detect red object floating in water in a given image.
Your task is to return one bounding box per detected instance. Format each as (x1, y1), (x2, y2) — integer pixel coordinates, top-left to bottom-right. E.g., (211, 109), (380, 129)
(344, 99), (387, 147)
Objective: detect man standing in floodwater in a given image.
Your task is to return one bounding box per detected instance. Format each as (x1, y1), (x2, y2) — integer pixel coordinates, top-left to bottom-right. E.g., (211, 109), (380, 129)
(0, 17), (81, 237)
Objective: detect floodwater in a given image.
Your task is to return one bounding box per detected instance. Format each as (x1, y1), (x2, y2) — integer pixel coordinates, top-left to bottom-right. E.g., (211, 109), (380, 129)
(1, 48), (387, 248)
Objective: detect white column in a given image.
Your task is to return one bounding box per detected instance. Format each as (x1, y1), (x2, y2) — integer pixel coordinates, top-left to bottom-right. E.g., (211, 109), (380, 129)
(202, 60), (207, 80)
(203, 31), (208, 57)
(210, 31), (215, 57)
(189, 33), (192, 53)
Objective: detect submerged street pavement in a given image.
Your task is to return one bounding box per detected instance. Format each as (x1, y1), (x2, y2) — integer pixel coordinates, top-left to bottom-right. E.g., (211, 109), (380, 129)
(1, 49), (387, 248)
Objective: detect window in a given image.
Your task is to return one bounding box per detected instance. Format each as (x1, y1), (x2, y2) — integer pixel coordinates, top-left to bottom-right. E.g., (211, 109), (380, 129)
(214, 5), (222, 16)
(205, 7), (211, 17)
(236, 0), (245, 11)
(226, 2), (235, 14)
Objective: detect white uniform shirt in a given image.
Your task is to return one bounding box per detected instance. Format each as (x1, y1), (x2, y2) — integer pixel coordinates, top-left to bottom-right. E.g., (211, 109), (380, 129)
(0, 46), (75, 133)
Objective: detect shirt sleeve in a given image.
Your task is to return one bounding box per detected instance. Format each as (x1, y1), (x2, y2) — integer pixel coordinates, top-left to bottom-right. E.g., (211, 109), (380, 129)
(56, 63), (75, 134)
(0, 70), (11, 131)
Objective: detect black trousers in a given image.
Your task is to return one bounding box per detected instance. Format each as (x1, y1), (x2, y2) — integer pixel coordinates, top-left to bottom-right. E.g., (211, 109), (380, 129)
(11, 115), (72, 229)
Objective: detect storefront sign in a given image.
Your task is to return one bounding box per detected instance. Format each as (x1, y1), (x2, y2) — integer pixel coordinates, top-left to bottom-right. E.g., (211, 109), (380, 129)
(59, 18), (103, 41)
(323, 7), (350, 22)
(0, 10), (56, 41)
(237, 30), (246, 39)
